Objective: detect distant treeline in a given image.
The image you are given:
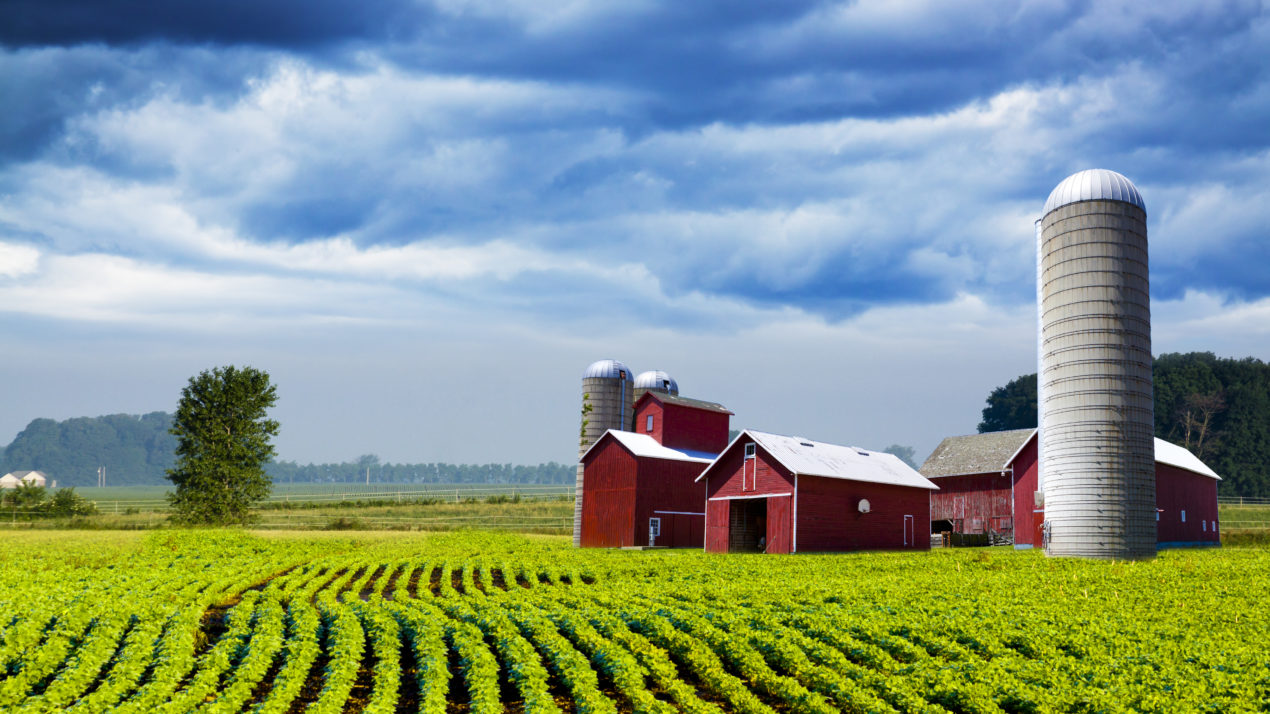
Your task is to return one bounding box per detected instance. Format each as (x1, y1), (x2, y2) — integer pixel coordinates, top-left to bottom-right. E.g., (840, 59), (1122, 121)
(1, 412), (573, 487)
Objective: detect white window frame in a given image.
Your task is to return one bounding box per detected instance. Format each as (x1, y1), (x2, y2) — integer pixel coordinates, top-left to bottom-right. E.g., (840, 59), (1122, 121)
(645, 414), (654, 432)
(743, 443), (757, 491)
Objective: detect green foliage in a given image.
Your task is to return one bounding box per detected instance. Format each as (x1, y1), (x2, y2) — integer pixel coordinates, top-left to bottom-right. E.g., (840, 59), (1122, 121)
(0, 412), (177, 486)
(981, 353), (1270, 497)
(580, 393), (593, 449)
(977, 373), (1037, 433)
(167, 365), (279, 525)
(881, 444), (917, 468)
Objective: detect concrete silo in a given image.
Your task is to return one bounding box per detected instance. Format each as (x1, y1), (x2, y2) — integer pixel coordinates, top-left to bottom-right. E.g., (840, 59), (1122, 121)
(574, 359), (634, 547)
(1039, 169), (1155, 560)
(631, 370), (679, 426)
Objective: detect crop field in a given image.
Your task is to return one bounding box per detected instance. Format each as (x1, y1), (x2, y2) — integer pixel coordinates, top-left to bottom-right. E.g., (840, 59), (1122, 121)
(1, 532), (1267, 713)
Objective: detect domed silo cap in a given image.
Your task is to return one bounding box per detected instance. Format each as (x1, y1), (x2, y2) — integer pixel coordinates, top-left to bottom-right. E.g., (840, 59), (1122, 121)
(582, 359), (633, 380)
(1043, 169), (1145, 216)
(634, 370), (679, 394)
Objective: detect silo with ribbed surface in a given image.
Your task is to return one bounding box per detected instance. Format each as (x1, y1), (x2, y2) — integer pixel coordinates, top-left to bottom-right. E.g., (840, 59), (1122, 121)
(1040, 169), (1155, 560)
(574, 359), (634, 546)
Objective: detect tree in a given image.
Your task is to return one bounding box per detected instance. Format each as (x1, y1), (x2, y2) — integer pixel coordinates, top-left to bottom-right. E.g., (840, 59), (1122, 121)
(167, 366), (279, 525)
(882, 444), (918, 468)
(977, 373), (1037, 433)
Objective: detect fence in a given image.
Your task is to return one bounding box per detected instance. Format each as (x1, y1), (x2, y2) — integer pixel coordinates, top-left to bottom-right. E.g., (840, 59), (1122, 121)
(87, 484), (575, 514)
(1218, 496), (1270, 507)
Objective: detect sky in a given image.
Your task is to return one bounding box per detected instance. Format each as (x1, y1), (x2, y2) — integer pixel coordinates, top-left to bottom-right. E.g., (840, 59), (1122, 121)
(1, 1), (1268, 467)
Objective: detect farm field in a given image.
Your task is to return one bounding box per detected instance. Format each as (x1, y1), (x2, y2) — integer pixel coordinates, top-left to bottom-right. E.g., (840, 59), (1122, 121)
(1, 532), (1267, 712)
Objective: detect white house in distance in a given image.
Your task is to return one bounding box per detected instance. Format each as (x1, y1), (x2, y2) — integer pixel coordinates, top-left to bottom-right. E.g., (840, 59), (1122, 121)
(0, 471), (49, 488)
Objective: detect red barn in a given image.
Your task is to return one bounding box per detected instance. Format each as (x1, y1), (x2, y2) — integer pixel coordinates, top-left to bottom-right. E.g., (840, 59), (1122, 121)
(632, 391), (732, 454)
(696, 430), (939, 554)
(578, 430), (715, 548)
(920, 429), (1221, 549)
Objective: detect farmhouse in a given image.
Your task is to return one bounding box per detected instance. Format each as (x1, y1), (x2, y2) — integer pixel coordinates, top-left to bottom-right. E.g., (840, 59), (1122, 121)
(0, 471), (48, 488)
(697, 431), (938, 554)
(920, 429), (1221, 549)
(578, 391), (731, 548)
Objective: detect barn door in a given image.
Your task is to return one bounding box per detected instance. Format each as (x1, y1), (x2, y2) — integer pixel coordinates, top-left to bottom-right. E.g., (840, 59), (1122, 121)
(903, 515), (914, 547)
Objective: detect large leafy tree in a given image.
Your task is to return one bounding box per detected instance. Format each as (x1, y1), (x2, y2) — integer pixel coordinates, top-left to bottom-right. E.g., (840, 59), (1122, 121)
(167, 366), (279, 524)
(977, 373), (1037, 433)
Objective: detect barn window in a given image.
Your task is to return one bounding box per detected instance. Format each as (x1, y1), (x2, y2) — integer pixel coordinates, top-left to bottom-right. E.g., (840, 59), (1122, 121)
(1181, 510), (1186, 523)
(1202, 520), (1207, 532)
(745, 443), (756, 458)
(645, 414), (654, 432)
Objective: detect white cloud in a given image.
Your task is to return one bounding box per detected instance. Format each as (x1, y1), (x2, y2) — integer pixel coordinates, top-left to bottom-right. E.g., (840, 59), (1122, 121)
(0, 241), (40, 277)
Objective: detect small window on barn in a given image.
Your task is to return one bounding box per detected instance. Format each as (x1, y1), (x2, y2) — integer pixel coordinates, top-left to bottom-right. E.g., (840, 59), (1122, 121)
(1181, 510), (1186, 523)
(1202, 520), (1207, 532)
(1156, 510), (1160, 522)
(645, 414), (654, 432)
(744, 443), (756, 459)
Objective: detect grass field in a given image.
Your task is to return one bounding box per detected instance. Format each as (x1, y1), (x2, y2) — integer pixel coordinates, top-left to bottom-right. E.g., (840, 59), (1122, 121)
(0, 530), (1266, 712)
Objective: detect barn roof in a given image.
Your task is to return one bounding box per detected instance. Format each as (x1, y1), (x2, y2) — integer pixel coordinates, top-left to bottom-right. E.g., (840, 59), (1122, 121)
(919, 429), (1034, 478)
(637, 391), (733, 415)
(697, 430), (939, 490)
(581, 429), (716, 464)
(920, 429), (1221, 481)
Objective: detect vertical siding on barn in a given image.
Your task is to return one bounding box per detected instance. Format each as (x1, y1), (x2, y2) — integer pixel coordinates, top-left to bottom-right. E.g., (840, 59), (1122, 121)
(766, 495), (793, 554)
(579, 442), (638, 548)
(1156, 463), (1220, 547)
(661, 403), (730, 454)
(632, 399), (665, 444)
(929, 473), (1013, 535)
(796, 476), (931, 551)
(634, 457), (708, 548)
(1011, 436), (1040, 547)
(706, 445), (794, 500)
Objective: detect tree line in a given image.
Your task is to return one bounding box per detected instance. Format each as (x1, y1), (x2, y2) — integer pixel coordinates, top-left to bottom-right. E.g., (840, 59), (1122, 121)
(1, 412), (573, 487)
(979, 352), (1270, 498)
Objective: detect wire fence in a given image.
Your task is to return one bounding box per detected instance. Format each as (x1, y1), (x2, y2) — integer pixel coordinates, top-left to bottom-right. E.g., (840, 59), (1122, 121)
(84, 484), (575, 514)
(1218, 496), (1270, 506)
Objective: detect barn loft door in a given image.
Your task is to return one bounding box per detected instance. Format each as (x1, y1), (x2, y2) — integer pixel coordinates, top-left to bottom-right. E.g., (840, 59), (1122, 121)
(742, 442), (756, 491)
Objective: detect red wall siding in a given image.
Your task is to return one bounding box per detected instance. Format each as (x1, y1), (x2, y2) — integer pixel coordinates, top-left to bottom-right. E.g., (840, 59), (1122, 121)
(706, 444), (794, 500)
(766, 494), (793, 554)
(1156, 464), (1220, 546)
(661, 403), (730, 454)
(929, 473), (1013, 534)
(633, 399), (664, 443)
(633, 457), (708, 548)
(797, 476), (931, 552)
(1011, 437), (1040, 546)
(579, 442), (638, 548)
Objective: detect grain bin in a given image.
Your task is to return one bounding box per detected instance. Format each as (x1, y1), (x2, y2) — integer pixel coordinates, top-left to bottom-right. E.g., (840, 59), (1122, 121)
(574, 359), (634, 546)
(1039, 169), (1155, 560)
(631, 370), (679, 426)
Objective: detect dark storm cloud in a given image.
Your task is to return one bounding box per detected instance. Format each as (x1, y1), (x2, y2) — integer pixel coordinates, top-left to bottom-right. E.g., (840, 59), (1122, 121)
(0, 0), (428, 49)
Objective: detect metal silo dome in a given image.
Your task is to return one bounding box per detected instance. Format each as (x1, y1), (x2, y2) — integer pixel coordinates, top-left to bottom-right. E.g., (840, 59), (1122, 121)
(582, 359), (633, 380)
(1043, 168), (1145, 216)
(634, 370), (679, 394)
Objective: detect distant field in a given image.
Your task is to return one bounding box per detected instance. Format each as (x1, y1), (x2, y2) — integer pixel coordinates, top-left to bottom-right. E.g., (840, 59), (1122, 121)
(76, 482), (573, 511)
(1219, 503), (1270, 529)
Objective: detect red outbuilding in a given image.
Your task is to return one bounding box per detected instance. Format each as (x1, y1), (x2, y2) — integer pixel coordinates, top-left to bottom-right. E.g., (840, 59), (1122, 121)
(578, 430), (715, 548)
(920, 429), (1221, 549)
(631, 391), (732, 454)
(696, 430), (939, 554)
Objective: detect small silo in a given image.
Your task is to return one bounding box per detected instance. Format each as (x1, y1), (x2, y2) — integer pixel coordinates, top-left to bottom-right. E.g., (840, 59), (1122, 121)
(631, 370), (679, 426)
(574, 359), (635, 547)
(1039, 169), (1155, 560)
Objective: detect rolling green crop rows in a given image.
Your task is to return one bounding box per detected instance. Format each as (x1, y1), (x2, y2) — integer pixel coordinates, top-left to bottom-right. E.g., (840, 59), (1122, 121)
(0, 531), (1267, 712)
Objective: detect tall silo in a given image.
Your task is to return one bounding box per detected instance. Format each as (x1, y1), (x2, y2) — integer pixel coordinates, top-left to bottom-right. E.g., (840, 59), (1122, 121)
(574, 359), (634, 547)
(631, 370), (679, 426)
(1039, 169), (1155, 560)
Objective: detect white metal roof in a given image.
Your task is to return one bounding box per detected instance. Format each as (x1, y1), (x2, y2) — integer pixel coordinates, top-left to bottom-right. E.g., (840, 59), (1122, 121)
(923, 429), (1220, 481)
(582, 359), (632, 380)
(698, 430), (939, 490)
(1154, 438), (1221, 480)
(1043, 168), (1145, 216)
(580, 429), (715, 464)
